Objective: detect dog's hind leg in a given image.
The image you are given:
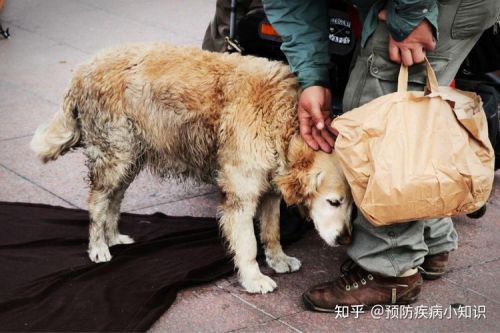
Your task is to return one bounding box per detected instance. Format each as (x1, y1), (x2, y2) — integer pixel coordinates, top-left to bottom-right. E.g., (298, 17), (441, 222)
(218, 167), (277, 294)
(105, 182), (135, 247)
(86, 144), (139, 263)
(258, 193), (301, 273)
(88, 186), (114, 263)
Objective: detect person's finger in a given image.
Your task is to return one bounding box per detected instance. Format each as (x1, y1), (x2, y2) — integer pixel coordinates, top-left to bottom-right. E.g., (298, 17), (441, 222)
(400, 48), (413, 66)
(301, 129), (319, 151)
(312, 127), (332, 153)
(320, 114), (336, 147)
(424, 37), (437, 51)
(320, 128), (336, 148)
(309, 103), (325, 130)
(411, 47), (426, 64)
(389, 43), (401, 63)
(326, 120), (339, 137)
(299, 112), (319, 150)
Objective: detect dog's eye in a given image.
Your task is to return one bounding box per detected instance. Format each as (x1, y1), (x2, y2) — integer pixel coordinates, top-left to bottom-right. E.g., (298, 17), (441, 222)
(327, 199), (342, 207)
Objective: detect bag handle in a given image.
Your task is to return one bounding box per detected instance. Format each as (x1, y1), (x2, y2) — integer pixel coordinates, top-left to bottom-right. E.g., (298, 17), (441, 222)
(397, 57), (439, 93)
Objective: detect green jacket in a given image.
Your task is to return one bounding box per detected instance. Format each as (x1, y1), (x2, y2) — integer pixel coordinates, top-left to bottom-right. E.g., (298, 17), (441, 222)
(262, 0), (439, 89)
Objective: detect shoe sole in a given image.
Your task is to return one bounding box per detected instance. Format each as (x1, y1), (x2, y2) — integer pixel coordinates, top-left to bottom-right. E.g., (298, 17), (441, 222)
(421, 271), (445, 280)
(301, 294), (419, 313)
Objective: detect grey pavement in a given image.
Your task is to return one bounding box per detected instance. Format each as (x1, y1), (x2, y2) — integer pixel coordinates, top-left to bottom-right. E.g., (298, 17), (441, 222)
(1, 1), (499, 332)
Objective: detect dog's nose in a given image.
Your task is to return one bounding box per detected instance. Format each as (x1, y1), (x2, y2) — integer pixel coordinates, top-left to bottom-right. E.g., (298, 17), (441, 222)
(335, 233), (352, 246)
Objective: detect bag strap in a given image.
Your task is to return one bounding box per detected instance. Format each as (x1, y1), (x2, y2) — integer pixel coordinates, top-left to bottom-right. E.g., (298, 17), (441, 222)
(397, 57), (439, 93)
(424, 58), (439, 93)
(397, 64), (409, 92)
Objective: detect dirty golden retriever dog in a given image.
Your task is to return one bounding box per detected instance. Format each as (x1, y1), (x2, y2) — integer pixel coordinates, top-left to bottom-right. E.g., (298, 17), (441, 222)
(31, 44), (352, 293)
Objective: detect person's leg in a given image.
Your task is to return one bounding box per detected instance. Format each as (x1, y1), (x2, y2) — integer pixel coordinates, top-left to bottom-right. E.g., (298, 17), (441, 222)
(202, 0), (261, 52)
(202, 0), (233, 52)
(342, 0), (499, 277)
(347, 216), (428, 277)
(419, 218), (458, 279)
(424, 218), (458, 256)
(304, 0), (500, 310)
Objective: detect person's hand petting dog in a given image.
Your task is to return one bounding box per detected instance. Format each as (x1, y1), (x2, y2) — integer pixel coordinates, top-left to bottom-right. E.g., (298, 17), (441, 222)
(298, 86), (337, 153)
(378, 9), (436, 66)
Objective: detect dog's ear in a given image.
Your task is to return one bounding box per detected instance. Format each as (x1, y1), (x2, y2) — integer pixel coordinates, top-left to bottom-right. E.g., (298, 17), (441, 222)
(276, 136), (320, 205)
(275, 171), (306, 205)
(276, 169), (323, 205)
(313, 170), (325, 190)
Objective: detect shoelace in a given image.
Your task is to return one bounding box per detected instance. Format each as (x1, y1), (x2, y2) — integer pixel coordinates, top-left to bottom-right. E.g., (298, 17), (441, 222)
(339, 259), (375, 291)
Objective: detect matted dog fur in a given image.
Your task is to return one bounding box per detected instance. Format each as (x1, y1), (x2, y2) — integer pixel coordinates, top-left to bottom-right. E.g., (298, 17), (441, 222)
(31, 43), (352, 293)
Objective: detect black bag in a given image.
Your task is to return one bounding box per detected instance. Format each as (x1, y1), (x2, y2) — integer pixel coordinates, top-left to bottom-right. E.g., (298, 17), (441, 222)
(454, 24), (500, 170)
(460, 25), (500, 74)
(476, 84), (500, 170)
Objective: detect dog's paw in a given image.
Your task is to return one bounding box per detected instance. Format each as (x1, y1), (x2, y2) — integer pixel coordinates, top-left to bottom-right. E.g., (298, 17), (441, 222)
(241, 273), (277, 294)
(108, 234), (135, 247)
(266, 254), (302, 274)
(88, 242), (112, 263)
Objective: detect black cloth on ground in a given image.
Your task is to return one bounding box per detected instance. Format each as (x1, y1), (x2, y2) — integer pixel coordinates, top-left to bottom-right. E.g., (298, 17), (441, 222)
(0, 202), (235, 332)
(0, 202), (307, 332)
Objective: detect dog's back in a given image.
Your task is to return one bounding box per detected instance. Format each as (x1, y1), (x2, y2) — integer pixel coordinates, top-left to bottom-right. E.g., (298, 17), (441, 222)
(48, 43), (295, 181)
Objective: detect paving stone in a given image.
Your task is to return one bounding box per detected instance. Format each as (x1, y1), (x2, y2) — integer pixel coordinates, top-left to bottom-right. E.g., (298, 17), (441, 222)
(0, 165), (73, 207)
(0, 27), (88, 104)
(149, 284), (274, 333)
(76, 0), (212, 43)
(3, 0), (194, 55)
(0, 79), (47, 108)
(0, 87), (58, 140)
(444, 259), (500, 303)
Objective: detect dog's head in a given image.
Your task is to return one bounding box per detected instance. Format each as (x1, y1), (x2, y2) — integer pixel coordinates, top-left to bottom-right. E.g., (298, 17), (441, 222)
(276, 136), (353, 246)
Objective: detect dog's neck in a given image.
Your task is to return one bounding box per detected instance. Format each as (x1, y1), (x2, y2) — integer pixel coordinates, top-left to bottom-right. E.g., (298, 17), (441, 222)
(271, 134), (317, 205)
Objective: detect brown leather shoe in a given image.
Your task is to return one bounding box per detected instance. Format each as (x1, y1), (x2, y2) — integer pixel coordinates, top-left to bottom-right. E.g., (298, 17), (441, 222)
(419, 252), (449, 280)
(302, 262), (423, 312)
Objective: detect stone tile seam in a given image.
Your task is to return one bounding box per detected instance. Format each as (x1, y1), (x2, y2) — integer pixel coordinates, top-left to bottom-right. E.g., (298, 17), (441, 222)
(216, 285), (304, 333)
(0, 134), (33, 142)
(226, 315), (303, 333)
(127, 190), (219, 212)
(450, 256), (500, 273)
(443, 277), (500, 306)
(0, 163), (80, 209)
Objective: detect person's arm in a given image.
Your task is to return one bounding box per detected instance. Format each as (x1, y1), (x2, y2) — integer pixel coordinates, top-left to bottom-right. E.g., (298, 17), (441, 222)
(262, 0), (330, 89)
(262, 0), (336, 153)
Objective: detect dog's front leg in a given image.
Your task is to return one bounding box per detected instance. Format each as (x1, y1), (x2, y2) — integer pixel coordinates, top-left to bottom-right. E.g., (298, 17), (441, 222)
(218, 169), (277, 294)
(259, 193), (301, 273)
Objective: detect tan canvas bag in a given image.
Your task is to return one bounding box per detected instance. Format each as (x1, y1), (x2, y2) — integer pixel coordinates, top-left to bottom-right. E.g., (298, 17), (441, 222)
(332, 60), (495, 226)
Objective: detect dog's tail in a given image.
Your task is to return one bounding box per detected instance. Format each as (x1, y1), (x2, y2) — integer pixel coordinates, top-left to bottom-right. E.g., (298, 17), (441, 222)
(30, 89), (81, 163)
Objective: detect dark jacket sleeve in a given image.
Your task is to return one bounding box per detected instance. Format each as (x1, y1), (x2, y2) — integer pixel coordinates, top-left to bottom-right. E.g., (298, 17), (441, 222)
(262, 0), (331, 89)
